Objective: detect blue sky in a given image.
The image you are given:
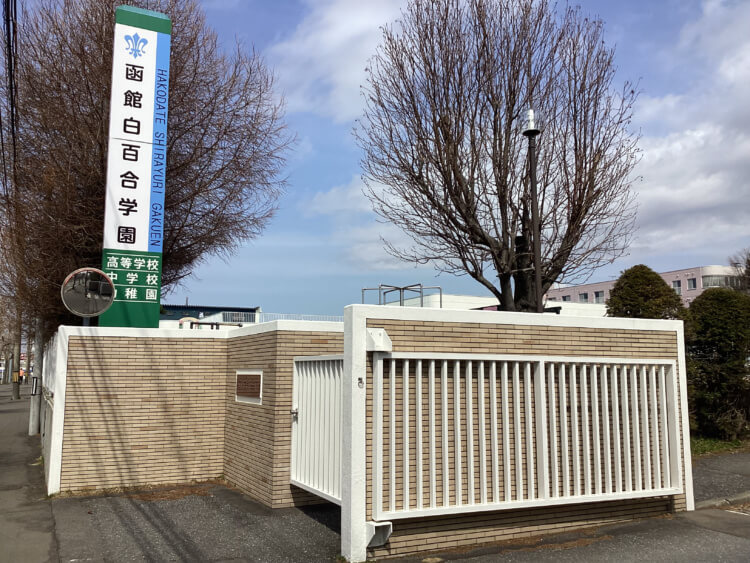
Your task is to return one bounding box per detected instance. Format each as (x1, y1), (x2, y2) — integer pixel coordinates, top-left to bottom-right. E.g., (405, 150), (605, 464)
(169, 0), (750, 314)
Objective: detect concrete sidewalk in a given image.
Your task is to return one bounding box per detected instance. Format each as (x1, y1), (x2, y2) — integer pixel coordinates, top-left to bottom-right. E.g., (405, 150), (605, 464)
(0, 383), (57, 562)
(2, 380), (749, 562)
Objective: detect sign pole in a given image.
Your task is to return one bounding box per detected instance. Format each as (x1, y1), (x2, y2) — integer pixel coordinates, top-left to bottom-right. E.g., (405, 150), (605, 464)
(99, 6), (171, 328)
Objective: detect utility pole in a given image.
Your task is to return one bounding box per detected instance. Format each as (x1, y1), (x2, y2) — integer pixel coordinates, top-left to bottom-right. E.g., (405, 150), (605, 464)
(29, 317), (43, 435)
(523, 109), (543, 313)
(25, 324), (31, 378)
(3, 0), (22, 397)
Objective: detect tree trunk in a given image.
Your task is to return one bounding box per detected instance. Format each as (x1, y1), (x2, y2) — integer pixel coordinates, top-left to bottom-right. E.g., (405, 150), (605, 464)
(11, 316), (21, 400)
(2, 354), (9, 384)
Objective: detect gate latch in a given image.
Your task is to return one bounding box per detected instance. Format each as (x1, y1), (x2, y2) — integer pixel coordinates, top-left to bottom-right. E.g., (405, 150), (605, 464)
(290, 408), (298, 422)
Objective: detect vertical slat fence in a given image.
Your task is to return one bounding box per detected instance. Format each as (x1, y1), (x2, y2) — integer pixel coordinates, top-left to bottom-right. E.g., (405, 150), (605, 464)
(290, 356), (343, 504)
(372, 354), (683, 521)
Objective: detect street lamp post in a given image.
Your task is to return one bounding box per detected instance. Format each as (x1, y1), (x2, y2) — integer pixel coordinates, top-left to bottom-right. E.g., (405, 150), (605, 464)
(523, 109), (543, 313)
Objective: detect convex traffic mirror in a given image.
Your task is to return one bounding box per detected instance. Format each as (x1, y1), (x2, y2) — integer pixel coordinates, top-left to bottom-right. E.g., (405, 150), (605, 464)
(61, 268), (115, 317)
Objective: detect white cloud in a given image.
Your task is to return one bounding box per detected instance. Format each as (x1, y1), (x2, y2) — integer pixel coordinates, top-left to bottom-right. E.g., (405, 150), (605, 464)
(290, 135), (315, 163)
(635, 94), (687, 132)
(634, 127), (750, 254)
(267, 0), (404, 122)
(201, 0), (242, 11)
(678, 0), (750, 63)
(306, 175), (372, 215)
(342, 222), (416, 271)
(632, 0), (750, 259)
(303, 175), (418, 270)
(276, 0), (750, 279)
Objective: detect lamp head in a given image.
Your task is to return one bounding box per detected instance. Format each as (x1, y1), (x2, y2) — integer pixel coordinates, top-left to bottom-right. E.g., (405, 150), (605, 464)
(523, 108), (541, 138)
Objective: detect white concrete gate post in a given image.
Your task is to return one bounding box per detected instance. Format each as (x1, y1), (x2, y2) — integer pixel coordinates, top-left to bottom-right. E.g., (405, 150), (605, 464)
(341, 306), (368, 562)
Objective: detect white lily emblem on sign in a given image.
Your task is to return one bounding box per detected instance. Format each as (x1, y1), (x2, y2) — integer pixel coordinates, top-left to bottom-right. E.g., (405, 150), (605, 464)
(125, 33), (148, 58)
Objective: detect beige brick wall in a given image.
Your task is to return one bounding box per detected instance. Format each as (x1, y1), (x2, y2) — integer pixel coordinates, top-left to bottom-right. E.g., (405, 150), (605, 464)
(365, 318), (685, 558)
(60, 336), (227, 491)
(370, 496), (672, 558)
(368, 320), (678, 358)
(58, 329), (343, 504)
(224, 330), (343, 508)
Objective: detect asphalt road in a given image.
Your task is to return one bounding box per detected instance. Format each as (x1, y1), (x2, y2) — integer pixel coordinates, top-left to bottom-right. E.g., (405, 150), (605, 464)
(2, 383), (750, 563)
(52, 486), (340, 562)
(399, 508), (750, 562)
(692, 449), (750, 503)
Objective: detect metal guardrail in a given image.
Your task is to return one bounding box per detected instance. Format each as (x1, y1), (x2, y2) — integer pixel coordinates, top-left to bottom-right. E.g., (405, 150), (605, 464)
(221, 312), (344, 324)
(258, 312), (344, 323)
(222, 311), (256, 323)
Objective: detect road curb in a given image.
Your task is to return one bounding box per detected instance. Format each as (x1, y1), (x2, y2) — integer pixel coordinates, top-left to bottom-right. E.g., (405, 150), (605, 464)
(695, 490), (750, 510)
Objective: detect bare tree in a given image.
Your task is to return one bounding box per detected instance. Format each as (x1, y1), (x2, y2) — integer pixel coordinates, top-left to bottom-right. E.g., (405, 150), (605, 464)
(0, 0), (290, 335)
(356, 0), (639, 311)
(730, 247), (750, 294)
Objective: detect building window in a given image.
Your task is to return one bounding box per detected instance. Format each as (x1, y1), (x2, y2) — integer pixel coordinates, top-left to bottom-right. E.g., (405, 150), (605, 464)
(687, 278), (697, 290)
(672, 280), (681, 295)
(594, 290), (604, 304)
(579, 292), (589, 303)
(702, 275), (721, 288)
(702, 275), (740, 288)
(562, 295), (571, 302)
(548, 297), (557, 301)
(236, 370), (262, 404)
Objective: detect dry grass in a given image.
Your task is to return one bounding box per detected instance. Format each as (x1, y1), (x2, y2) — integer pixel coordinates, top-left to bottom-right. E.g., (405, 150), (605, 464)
(53, 478), (227, 500)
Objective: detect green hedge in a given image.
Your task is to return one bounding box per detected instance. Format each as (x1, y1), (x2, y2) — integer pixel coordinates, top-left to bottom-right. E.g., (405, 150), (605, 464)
(687, 288), (750, 440)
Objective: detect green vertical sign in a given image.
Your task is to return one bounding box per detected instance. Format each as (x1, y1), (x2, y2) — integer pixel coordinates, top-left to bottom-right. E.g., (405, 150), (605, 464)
(101, 249), (163, 327)
(99, 6), (171, 328)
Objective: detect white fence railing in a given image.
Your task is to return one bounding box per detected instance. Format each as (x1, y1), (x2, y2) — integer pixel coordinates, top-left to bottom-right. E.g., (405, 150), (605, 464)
(291, 355), (344, 505)
(260, 313), (344, 323)
(222, 311), (257, 323)
(220, 312), (345, 324)
(371, 353), (681, 520)
(42, 331), (61, 393)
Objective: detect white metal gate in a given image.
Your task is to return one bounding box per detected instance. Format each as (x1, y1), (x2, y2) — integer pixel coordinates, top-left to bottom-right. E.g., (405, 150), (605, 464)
(291, 355), (343, 504)
(371, 353), (682, 520)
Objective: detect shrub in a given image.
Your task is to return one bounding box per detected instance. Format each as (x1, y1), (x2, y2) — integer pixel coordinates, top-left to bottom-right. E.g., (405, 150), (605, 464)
(606, 264), (684, 319)
(687, 288), (750, 439)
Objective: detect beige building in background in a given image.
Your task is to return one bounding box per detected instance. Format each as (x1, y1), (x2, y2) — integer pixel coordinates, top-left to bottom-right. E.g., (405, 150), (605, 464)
(546, 265), (740, 307)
